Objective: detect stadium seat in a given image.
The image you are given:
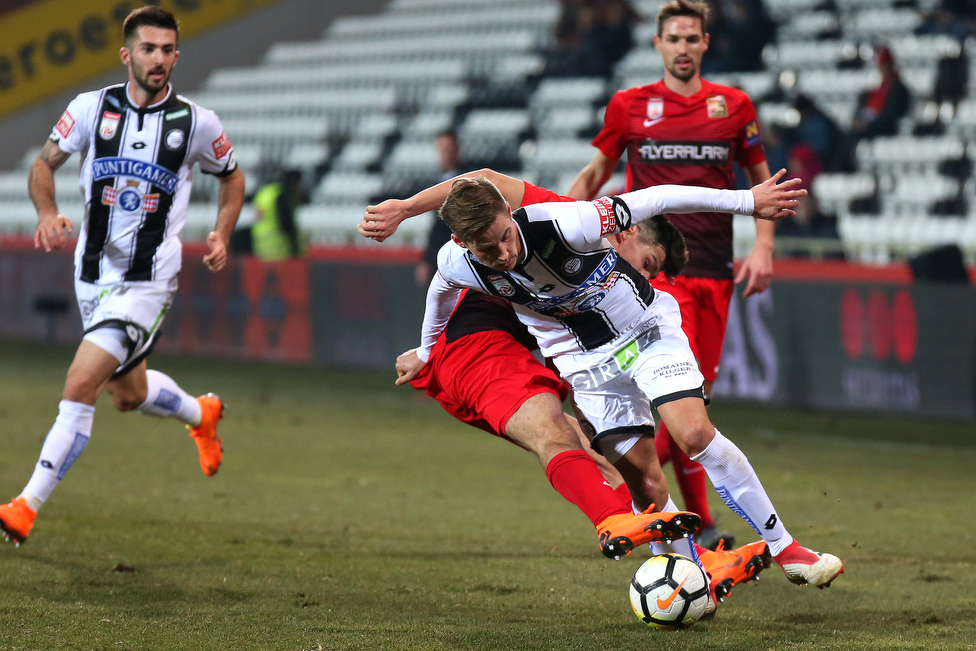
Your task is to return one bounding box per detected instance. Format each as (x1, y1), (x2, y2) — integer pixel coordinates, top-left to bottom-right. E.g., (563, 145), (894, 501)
(812, 173), (876, 218)
(331, 142), (384, 173)
(535, 106), (596, 139)
(763, 41), (858, 71)
(521, 139), (598, 173)
(401, 112), (455, 141)
(779, 12), (840, 41)
(313, 173), (384, 204)
(531, 78), (608, 113)
(843, 9), (923, 41)
(283, 144), (330, 172)
(384, 141), (442, 175)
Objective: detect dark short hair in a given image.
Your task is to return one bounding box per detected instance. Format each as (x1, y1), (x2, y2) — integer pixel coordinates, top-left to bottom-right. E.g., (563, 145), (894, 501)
(123, 6), (180, 47)
(636, 215), (688, 280)
(656, 0), (710, 37)
(438, 176), (508, 242)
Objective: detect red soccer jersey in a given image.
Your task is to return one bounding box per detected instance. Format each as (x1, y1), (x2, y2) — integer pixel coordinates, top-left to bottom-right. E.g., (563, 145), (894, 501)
(592, 78), (766, 279)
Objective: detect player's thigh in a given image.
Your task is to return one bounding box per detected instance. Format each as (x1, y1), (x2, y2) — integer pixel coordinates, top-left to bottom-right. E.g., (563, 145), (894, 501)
(572, 373), (656, 465)
(436, 331), (567, 437)
(75, 278), (174, 377)
(655, 397), (714, 456)
(651, 275), (700, 360)
(685, 277), (735, 383)
(504, 392), (581, 462)
(63, 340), (130, 404)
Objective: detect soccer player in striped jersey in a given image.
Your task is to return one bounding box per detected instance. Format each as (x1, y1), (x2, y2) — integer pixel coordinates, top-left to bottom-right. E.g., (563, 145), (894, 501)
(0, 7), (245, 546)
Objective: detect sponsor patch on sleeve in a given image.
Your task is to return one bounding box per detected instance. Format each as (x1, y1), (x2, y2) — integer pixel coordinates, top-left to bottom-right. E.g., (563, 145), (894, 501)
(55, 111), (75, 138)
(212, 132), (232, 159)
(744, 119), (762, 147)
(593, 197), (617, 237)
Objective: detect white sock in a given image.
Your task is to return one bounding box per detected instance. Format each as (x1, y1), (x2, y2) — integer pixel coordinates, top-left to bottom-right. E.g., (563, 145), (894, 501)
(692, 430), (793, 556)
(136, 370), (201, 426)
(647, 495), (705, 573)
(22, 400), (95, 508)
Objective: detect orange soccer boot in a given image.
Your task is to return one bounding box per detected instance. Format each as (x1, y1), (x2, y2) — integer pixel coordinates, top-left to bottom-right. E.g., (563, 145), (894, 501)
(700, 539), (772, 602)
(0, 497), (37, 546)
(188, 393), (224, 476)
(597, 505), (701, 560)
(774, 540), (844, 588)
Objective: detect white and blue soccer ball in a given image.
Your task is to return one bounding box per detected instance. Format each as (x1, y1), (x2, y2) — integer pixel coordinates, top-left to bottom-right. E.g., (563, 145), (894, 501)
(629, 553), (711, 629)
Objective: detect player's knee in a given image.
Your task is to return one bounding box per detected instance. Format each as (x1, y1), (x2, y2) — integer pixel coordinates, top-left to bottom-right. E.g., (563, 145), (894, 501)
(62, 372), (101, 405)
(106, 385), (145, 412)
(676, 420), (715, 456)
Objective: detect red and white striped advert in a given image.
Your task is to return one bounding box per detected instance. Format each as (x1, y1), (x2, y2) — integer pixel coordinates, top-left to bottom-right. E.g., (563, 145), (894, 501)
(212, 132), (231, 159)
(55, 111), (75, 138)
(593, 197), (616, 237)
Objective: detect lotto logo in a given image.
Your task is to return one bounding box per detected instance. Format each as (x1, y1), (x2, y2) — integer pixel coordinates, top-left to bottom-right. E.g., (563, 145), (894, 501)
(212, 132), (232, 159)
(55, 111), (75, 138)
(593, 197), (616, 236)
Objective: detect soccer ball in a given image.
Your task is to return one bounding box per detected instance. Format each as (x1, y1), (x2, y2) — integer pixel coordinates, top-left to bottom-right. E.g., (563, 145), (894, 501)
(629, 553), (711, 629)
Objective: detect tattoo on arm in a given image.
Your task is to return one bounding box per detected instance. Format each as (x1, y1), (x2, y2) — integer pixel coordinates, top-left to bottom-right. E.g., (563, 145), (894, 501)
(38, 139), (70, 172)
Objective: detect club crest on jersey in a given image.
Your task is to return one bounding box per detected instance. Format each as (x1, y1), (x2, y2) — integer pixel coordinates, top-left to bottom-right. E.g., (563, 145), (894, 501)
(487, 273), (516, 297)
(562, 257), (582, 275)
(647, 98), (664, 121)
(165, 129), (185, 151)
(99, 111), (121, 139)
(55, 111), (75, 138)
(706, 95), (728, 118)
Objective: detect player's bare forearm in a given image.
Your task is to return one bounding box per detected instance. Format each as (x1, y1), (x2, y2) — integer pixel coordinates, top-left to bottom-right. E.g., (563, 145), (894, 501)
(745, 161), (776, 246)
(29, 140), (74, 251)
(566, 152), (616, 200)
(739, 163), (780, 296)
(204, 168), (245, 272)
(360, 168), (525, 241)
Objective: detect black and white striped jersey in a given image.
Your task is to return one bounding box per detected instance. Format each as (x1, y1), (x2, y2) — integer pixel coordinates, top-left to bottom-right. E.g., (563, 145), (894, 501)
(419, 185), (754, 374)
(51, 83), (236, 284)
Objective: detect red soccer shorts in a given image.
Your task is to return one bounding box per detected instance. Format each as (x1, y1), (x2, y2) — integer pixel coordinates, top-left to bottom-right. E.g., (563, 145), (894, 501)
(410, 330), (568, 437)
(650, 275), (735, 384)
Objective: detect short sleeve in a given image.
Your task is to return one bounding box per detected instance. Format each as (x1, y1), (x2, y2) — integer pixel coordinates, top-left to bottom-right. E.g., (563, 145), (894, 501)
(190, 105), (238, 177)
(52, 93), (96, 155)
(591, 91), (630, 160)
(735, 95), (766, 168)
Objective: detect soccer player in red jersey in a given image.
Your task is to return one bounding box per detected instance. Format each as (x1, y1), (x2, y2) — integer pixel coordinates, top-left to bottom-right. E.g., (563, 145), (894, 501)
(568, 0), (773, 549)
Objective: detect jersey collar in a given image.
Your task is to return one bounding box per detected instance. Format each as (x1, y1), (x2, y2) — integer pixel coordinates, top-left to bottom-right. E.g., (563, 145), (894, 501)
(124, 83), (175, 113)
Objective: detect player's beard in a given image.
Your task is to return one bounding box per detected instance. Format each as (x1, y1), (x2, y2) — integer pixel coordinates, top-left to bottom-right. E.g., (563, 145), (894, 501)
(667, 57), (698, 82)
(133, 62), (170, 97)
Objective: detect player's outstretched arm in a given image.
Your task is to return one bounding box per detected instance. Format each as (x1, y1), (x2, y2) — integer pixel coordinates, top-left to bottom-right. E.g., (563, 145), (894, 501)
(29, 139), (73, 252)
(359, 168), (527, 242)
(204, 167), (245, 272)
(750, 168), (805, 221)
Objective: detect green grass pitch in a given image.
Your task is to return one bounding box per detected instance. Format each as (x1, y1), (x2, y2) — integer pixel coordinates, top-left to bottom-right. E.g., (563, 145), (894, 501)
(1, 340), (974, 650)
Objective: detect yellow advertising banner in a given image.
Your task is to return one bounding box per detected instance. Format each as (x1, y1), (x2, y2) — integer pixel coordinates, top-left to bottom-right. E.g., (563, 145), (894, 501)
(0, 0), (282, 118)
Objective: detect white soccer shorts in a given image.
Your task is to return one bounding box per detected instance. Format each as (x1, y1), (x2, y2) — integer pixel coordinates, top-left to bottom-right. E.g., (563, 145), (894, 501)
(566, 291), (705, 464)
(75, 277), (177, 375)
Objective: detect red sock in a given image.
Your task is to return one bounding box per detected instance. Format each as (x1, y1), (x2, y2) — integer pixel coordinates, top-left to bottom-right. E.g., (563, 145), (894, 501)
(655, 423), (671, 465)
(545, 450), (629, 528)
(614, 482), (634, 511)
(661, 423), (716, 529)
